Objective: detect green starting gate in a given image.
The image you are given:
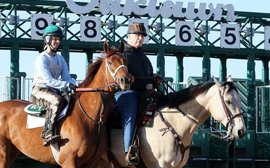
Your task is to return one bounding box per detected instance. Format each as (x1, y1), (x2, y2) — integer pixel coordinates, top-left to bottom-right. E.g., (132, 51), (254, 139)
(0, 0), (270, 167)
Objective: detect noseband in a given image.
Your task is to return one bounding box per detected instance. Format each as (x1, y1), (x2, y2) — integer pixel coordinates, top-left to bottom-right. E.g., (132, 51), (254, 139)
(105, 58), (128, 86)
(218, 82), (244, 140)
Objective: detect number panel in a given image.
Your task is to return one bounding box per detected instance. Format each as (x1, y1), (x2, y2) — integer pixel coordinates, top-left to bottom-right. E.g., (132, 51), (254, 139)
(175, 21), (195, 46)
(80, 16), (101, 42)
(31, 14), (52, 40)
(220, 24), (240, 48)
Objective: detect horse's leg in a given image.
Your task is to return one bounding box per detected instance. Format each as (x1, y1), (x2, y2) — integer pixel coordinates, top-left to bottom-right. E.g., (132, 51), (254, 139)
(59, 155), (77, 168)
(0, 137), (21, 167)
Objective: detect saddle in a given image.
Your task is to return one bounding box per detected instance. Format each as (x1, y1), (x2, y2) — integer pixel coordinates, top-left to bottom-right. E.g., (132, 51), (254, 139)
(109, 90), (158, 129)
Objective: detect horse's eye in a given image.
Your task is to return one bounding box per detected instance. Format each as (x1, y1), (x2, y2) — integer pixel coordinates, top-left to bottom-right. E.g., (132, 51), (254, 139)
(107, 61), (112, 65)
(225, 99), (231, 104)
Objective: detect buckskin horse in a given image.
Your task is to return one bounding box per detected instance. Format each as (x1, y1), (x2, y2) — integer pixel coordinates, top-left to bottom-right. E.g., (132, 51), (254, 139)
(97, 76), (246, 168)
(0, 41), (133, 167)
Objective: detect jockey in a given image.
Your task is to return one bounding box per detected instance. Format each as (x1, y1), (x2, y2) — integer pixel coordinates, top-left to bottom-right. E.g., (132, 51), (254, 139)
(31, 25), (77, 146)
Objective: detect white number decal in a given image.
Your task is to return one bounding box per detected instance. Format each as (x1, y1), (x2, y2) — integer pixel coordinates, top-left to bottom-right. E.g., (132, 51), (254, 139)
(31, 14), (52, 40)
(80, 16), (100, 42)
(175, 21), (195, 46)
(221, 24), (240, 48)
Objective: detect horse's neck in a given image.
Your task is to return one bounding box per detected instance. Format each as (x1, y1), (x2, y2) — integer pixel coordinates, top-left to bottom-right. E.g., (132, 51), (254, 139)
(162, 99), (211, 142)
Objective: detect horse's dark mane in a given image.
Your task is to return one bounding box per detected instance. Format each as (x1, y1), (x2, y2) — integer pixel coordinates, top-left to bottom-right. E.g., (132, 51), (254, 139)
(165, 81), (237, 108)
(78, 56), (104, 88)
(167, 82), (215, 107)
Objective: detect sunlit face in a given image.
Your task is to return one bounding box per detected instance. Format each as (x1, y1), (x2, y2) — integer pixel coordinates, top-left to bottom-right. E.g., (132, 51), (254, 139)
(127, 34), (145, 48)
(49, 36), (61, 49)
(45, 36), (61, 53)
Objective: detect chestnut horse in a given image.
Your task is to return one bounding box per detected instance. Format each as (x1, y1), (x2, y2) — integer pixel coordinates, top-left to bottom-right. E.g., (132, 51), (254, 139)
(98, 77), (246, 168)
(0, 41), (133, 167)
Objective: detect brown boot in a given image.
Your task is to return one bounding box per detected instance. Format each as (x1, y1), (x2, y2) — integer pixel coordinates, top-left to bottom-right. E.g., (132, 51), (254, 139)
(125, 145), (140, 166)
(42, 118), (61, 146)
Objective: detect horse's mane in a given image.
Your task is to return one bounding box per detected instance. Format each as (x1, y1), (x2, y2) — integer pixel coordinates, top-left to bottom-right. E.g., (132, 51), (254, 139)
(170, 82), (215, 106)
(78, 56), (104, 88)
(166, 81), (237, 108)
(78, 46), (123, 88)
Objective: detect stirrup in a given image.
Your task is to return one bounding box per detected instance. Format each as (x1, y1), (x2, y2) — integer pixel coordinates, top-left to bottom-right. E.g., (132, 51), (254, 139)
(125, 145), (140, 166)
(43, 134), (62, 146)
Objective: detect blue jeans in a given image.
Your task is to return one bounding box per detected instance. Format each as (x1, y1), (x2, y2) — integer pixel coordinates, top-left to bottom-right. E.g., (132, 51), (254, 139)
(114, 90), (138, 153)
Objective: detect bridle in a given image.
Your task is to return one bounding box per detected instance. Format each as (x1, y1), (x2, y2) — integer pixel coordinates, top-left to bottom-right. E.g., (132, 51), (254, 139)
(217, 82), (244, 140)
(105, 59), (128, 82)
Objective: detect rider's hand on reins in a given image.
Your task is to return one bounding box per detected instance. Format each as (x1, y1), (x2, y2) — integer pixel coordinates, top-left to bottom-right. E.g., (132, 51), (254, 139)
(68, 83), (77, 94)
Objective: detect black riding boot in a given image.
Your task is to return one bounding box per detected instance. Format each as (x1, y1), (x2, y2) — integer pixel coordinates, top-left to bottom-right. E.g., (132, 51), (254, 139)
(42, 110), (61, 146)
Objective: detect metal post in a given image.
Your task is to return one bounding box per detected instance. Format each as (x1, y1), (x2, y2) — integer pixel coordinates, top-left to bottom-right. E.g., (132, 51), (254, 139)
(157, 48), (165, 77)
(61, 42), (70, 69)
(176, 55), (184, 91)
(219, 57), (227, 82)
(247, 53), (256, 130)
(202, 51), (211, 82)
(10, 42), (19, 99)
(262, 59), (269, 85)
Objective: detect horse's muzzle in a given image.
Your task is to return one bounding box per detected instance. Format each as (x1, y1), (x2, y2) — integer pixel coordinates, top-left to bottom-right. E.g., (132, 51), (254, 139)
(116, 74), (134, 91)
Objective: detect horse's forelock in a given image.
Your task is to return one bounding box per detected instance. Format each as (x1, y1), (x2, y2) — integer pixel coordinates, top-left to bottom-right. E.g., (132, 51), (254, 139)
(222, 81), (238, 93)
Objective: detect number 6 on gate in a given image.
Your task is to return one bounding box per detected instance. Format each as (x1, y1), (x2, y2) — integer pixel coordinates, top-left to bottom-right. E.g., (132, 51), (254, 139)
(175, 21), (195, 46)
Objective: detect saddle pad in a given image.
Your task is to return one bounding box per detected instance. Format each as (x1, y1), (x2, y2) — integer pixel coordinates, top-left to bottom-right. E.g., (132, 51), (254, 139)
(26, 102), (69, 129)
(26, 115), (45, 129)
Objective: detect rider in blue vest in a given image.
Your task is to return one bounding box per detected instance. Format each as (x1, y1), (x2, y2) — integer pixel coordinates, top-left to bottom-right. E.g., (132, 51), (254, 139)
(31, 25), (76, 146)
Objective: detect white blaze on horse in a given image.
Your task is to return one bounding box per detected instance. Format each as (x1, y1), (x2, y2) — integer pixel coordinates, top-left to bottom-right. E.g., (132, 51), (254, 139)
(98, 76), (246, 168)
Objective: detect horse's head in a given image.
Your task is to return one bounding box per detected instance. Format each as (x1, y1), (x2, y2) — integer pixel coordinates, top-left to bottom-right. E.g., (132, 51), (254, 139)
(209, 76), (246, 140)
(103, 41), (133, 91)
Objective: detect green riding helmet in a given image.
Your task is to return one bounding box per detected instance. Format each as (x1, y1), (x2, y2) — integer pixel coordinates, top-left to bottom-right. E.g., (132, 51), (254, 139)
(43, 25), (63, 39)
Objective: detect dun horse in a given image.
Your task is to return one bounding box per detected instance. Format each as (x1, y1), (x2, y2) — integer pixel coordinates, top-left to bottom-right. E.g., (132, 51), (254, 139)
(98, 77), (246, 168)
(0, 41), (133, 167)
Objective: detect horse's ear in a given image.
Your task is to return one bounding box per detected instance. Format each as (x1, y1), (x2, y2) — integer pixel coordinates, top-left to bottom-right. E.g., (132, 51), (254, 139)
(226, 75), (233, 82)
(118, 40), (125, 52)
(212, 76), (222, 87)
(104, 41), (110, 53)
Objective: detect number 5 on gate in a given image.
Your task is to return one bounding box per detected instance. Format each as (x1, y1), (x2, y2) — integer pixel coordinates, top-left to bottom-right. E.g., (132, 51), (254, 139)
(220, 23), (240, 49)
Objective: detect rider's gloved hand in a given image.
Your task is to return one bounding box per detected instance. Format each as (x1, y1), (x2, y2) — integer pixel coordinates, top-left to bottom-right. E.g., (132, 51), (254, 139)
(152, 74), (162, 88)
(68, 83), (77, 94)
